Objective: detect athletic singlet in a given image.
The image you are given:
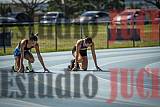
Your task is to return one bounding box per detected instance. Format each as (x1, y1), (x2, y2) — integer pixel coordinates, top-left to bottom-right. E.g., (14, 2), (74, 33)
(18, 40), (34, 50)
(79, 40), (88, 50)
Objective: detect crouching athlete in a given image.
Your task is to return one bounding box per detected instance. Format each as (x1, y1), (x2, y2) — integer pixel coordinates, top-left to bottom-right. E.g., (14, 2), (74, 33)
(68, 37), (102, 71)
(13, 33), (49, 73)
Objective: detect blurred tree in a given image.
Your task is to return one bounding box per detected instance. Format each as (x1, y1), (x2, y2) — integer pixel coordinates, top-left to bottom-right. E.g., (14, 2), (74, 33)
(144, 0), (160, 9)
(47, 0), (125, 18)
(48, 0), (83, 18)
(48, 0), (112, 18)
(12, 0), (47, 20)
(82, 0), (109, 11)
(0, 4), (12, 16)
(108, 0), (125, 10)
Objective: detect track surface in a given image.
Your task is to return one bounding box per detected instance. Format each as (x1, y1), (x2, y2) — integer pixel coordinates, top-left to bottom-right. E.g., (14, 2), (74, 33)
(0, 47), (160, 107)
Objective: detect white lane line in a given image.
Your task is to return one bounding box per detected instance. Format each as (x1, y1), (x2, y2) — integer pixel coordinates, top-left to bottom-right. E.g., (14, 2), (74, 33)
(32, 70), (159, 107)
(144, 61), (160, 75)
(0, 102), (23, 107)
(1, 47), (160, 62)
(0, 98), (50, 107)
(1, 48), (159, 68)
(41, 54), (160, 70)
(1, 49), (160, 72)
(95, 54), (160, 68)
(92, 54), (160, 78)
(0, 73), (159, 107)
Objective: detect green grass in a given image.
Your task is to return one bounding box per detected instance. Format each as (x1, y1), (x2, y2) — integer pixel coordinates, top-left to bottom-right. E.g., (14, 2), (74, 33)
(0, 23), (159, 56)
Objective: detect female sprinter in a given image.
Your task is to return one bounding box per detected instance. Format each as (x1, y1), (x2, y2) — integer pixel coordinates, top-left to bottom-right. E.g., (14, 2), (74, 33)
(13, 33), (49, 73)
(69, 37), (102, 71)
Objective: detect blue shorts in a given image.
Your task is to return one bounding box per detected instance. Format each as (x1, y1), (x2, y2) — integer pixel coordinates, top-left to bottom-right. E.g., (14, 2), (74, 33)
(13, 48), (31, 58)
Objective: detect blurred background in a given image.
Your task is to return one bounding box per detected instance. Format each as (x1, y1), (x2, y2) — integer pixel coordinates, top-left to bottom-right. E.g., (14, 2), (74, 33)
(0, 0), (160, 55)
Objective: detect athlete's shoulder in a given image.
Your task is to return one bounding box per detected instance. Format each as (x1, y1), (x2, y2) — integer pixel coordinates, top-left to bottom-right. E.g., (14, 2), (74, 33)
(76, 39), (83, 44)
(20, 39), (27, 45)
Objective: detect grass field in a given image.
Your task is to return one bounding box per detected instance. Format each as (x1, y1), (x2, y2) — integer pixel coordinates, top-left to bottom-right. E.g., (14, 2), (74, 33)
(0, 23), (159, 55)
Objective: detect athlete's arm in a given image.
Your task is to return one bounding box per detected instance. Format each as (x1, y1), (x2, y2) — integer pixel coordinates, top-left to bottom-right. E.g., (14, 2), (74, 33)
(18, 40), (26, 72)
(91, 42), (98, 66)
(72, 40), (81, 70)
(35, 43), (49, 72)
(91, 42), (102, 71)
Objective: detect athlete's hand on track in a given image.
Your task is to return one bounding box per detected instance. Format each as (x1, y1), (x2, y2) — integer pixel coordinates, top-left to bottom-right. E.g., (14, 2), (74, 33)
(44, 67), (50, 73)
(96, 66), (102, 71)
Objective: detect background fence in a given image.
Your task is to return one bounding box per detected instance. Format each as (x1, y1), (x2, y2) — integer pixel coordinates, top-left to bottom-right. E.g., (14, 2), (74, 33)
(0, 21), (160, 55)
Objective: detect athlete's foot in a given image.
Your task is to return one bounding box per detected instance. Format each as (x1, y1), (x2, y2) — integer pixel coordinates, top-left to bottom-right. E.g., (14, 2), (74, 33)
(44, 70), (50, 73)
(71, 67), (79, 71)
(79, 68), (87, 71)
(68, 65), (72, 71)
(70, 65), (80, 71)
(12, 66), (17, 72)
(26, 66), (34, 73)
(29, 70), (34, 73)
